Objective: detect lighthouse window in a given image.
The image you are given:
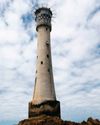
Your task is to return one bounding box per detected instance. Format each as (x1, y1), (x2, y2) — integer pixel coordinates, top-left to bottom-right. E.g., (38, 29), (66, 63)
(36, 70), (37, 73)
(47, 54), (49, 58)
(48, 69), (50, 73)
(41, 61), (43, 64)
(46, 27), (48, 31)
(35, 77), (37, 83)
(46, 41), (49, 46)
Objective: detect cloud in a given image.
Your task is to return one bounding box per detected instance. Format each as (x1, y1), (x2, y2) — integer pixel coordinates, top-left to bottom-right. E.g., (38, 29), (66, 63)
(0, 0), (100, 124)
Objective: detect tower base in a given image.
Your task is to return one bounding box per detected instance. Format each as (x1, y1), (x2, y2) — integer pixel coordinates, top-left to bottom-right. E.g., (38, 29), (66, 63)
(29, 100), (60, 118)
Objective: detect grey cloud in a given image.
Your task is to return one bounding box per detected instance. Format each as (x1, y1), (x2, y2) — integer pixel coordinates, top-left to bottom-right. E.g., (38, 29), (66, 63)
(87, 6), (100, 21)
(0, 0), (11, 17)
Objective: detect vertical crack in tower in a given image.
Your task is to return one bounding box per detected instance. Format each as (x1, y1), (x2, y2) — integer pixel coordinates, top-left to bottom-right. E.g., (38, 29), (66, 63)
(29, 7), (60, 118)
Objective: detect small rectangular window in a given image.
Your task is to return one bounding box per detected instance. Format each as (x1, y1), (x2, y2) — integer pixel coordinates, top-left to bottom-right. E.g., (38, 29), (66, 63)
(47, 54), (49, 58)
(41, 61), (43, 64)
(46, 41), (49, 46)
(48, 69), (50, 72)
(35, 77), (37, 83)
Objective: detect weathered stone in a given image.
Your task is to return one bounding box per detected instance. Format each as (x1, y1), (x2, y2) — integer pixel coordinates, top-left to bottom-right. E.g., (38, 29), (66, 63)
(18, 116), (64, 125)
(18, 116), (100, 125)
(29, 100), (60, 118)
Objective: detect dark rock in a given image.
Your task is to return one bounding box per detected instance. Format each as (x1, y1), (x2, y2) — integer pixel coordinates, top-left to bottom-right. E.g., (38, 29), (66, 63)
(87, 117), (100, 125)
(81, 120), (87, 125)
(18, 116), (100, 125)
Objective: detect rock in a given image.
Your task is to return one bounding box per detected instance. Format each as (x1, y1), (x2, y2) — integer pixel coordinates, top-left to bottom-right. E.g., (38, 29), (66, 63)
(81, 121), (87, 125)
(87, 117), (100, 125)
(18, 115), (64, 125)
(18, 116), (100, 125)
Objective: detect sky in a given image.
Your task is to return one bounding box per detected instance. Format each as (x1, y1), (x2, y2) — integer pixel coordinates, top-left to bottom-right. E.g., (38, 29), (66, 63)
(0, 0), (100, 125)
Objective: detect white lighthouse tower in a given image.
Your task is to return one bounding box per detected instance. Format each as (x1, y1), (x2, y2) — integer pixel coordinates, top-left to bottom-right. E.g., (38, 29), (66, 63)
(29, 7), (60, 118)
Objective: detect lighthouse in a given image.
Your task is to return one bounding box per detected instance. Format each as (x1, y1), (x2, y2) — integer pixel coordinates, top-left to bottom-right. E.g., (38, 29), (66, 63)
(29, 7), (60, 118)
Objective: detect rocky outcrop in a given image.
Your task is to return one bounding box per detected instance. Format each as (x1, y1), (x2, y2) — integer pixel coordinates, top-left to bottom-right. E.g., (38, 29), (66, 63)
(18, 115), (63, 125)
(81, 117), (100, 125)
(18, 116), (100, 125)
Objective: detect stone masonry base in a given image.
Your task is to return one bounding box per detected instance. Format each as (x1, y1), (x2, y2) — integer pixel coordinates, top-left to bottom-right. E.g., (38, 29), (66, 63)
(28, 100), (60, 118)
